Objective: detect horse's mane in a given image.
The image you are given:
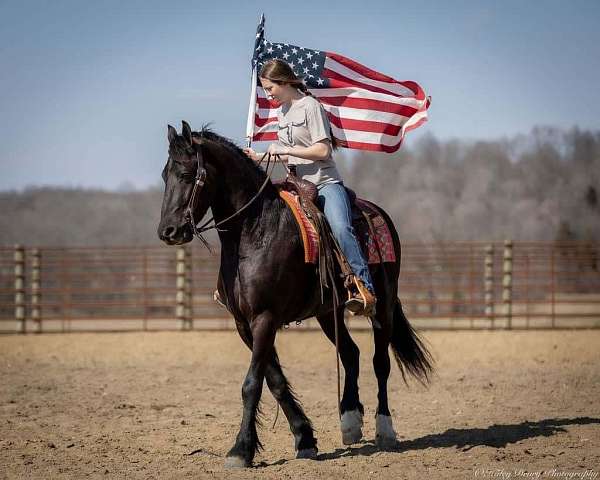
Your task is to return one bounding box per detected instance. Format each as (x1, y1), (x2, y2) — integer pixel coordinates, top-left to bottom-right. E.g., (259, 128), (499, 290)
(194, 124), (267, 179)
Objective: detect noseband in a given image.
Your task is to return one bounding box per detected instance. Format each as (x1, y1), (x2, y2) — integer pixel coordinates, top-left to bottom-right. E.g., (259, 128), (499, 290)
(183, 144), (277, 251)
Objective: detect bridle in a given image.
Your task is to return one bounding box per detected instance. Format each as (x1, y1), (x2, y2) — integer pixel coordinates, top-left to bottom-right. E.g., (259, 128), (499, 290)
(183, 143), (278, 251)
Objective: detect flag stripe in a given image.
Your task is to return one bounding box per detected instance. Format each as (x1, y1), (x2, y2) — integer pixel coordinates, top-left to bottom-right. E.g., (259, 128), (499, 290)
(336, 138), (403, 153)
(327, 112), (404, 136)
(261, 86), (424, 109)
(325, 74), (412, 100)
(320, 96), (418, 118)
(317, 91), (423, 111)
(332, 124), (407, 146)
(324, 56), (418, 98)
(253, 131), (279, 141)
(327, 51), (420, 93)
(254, 113), (278, 127)
(257, 90), (420, 121)
(255, 103), (412, 133)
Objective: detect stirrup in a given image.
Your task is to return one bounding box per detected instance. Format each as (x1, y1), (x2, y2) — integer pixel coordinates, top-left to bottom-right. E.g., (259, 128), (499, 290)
(344, 277), (376, 317)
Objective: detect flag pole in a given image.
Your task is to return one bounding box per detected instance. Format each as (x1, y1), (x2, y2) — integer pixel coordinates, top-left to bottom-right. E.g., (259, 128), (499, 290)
(245, 13), (265, 148)
(245, 64), (258, 148)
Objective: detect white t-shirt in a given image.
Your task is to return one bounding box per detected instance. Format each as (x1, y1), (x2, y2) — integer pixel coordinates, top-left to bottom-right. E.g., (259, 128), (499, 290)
(277, 95), (342, 187)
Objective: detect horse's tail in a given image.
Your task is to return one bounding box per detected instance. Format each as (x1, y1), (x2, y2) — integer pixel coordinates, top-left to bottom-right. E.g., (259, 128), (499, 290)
(390, 298), (435, 386)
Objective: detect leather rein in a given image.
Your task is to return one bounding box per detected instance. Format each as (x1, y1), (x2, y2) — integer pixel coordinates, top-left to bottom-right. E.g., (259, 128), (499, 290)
(184, 147), (278, 251)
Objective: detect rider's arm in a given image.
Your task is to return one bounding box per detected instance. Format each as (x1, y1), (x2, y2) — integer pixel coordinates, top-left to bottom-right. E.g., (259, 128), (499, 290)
(284, 141), (331, 161)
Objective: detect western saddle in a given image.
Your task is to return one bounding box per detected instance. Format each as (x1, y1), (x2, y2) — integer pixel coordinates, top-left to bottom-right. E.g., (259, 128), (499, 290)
(273, 166), (376, 317)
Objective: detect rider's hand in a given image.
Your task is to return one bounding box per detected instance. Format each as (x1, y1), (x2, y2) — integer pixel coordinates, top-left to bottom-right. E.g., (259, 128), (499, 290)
(267, 143), (290, 156)
(242, 147), (259, 162)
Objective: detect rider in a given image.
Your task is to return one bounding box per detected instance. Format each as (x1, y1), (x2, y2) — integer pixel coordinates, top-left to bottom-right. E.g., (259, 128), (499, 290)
(243, 59), (376, 316)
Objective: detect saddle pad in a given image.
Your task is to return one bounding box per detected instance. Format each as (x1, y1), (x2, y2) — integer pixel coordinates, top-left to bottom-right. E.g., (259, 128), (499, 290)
(354, 198), (397, 264)
(279, 190), (319, 263)
(279, 190), (396, 265)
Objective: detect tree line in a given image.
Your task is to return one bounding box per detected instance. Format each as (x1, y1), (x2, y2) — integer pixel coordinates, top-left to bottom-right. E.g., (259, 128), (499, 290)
(1, 126), (598, 246)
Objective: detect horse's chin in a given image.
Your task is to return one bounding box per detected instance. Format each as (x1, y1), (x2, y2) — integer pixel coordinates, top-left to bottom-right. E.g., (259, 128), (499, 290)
(163, 238), (192, 246)
(161, 226), (193, 246)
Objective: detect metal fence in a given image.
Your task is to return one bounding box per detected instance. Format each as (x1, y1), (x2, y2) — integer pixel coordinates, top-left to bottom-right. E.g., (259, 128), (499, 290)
(1, 241), (599, 333)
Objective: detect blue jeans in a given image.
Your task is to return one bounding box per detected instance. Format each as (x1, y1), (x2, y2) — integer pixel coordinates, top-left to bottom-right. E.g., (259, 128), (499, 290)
(316, 182), (375, 293)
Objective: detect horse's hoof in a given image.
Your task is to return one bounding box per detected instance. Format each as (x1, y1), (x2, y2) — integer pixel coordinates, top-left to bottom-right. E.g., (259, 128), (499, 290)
(341, 409), (363, 445)
(296, 447), (318, 459)
(224, 456), (249, 468)
(342, 428), (363, 445)
(375, 414), (397, 449)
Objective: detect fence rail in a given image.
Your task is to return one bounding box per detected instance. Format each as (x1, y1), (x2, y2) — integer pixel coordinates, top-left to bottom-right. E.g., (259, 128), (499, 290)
(1, 241), (598, 333)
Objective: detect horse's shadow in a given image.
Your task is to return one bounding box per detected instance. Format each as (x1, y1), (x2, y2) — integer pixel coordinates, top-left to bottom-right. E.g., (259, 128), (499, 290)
(258, 416), (599, 466)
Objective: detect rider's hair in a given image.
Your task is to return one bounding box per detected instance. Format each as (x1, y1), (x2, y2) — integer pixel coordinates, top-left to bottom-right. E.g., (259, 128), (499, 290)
(259, 59), (339, 151)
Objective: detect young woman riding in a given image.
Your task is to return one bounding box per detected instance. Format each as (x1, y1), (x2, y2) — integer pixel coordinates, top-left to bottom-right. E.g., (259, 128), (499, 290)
(243, 59), (376, 315)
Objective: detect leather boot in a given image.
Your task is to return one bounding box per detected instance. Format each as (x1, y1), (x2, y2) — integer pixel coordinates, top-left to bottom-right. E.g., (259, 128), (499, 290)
(345, 277), (377, 317)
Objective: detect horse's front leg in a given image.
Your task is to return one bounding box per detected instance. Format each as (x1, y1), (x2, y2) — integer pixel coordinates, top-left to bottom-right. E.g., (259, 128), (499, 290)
(225, 313), (276, 468)
(265, 351), (318, 458)
(232, 315), (317, 460)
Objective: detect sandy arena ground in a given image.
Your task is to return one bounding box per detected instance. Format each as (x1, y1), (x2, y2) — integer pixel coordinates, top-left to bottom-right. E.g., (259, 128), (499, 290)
(1, 328), (599, 479)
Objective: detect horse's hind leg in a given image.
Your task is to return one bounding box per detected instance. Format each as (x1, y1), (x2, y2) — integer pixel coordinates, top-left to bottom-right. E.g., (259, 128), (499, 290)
(371, 298), (398, 448)
(316, 308), (364, 445)
(264, 350), (318, 458)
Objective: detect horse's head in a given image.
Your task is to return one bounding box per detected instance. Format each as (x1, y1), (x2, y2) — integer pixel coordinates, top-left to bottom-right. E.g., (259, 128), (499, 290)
(157, 121), (217, 245)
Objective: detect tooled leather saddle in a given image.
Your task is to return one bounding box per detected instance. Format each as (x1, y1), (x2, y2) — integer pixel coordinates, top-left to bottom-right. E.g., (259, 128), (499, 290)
(273, 166), (395, 292)
(273, 165), (361, 219)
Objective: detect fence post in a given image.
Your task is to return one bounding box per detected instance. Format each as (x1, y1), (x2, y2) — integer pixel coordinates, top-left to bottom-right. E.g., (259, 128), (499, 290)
(551, 244), (556, 328)
(502, 240), (513, 330)
(484, 244), (495, 329)
(142, 247), (148, 331)
(176, 247), (187, 330)
(14, 244), (26, 334)
(31, 248), (42, 333)
(184, 246), (193, 330)
(61, 250), (69, 333)
(525, 249), (530, 328)
(469, 243), (475, 328)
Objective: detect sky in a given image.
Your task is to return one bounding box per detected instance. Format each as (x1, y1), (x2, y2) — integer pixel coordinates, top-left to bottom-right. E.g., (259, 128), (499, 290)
(1, 0), (599, 191)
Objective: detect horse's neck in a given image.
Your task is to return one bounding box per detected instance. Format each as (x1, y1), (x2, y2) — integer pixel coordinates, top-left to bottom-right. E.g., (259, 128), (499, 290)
(210, 150), (279, 243)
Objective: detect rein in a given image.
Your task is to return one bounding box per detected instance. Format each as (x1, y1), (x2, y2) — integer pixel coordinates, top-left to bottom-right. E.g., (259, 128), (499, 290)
(184, 149), (278, 251)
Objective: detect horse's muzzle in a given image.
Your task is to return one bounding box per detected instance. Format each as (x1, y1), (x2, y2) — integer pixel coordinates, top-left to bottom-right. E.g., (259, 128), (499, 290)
(158, 223), (192, 245)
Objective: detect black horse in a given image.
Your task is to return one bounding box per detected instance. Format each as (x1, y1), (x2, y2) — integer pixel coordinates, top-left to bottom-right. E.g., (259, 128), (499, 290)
(158, 121), (434, 468)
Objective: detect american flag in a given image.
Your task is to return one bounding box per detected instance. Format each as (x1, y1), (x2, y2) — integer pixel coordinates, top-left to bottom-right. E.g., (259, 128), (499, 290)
(248, 15), (431, 153)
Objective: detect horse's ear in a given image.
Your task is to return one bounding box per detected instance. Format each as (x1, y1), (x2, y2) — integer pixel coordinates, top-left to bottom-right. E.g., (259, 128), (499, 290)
(168, 125), (177, 144)
(181, 121), (193, 146)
